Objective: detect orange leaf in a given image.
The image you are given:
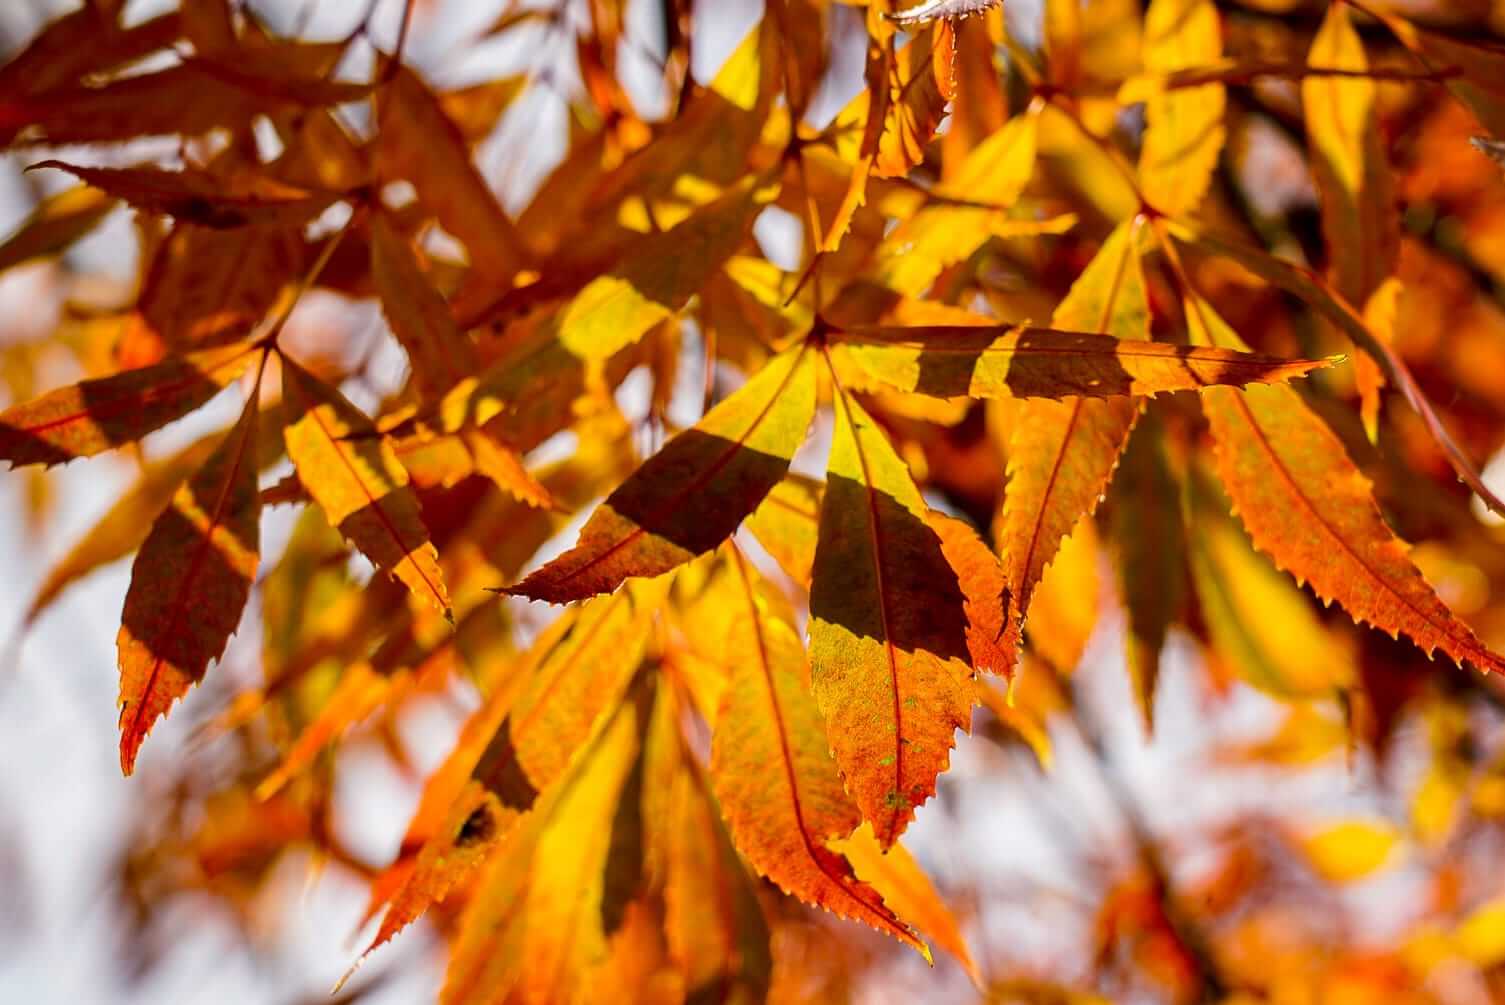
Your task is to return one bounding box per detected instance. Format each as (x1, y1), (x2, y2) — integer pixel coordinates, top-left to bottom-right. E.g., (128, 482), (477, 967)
(27, 160), (335, 229)
(888, 0), (1004, 26)
(376, 63), (527, 281)
(829, 325), (1332, 401)
(280, 356), (450, 618)
(369, 210), (476, 398)
(927, 512), (1013, 676)
(832, 823), (980, 985)
(997, 222), (1148, 668)
(810, 366), (973, 847)
(505, 342), (817, 603)
(117, 386), (262, 774)
(370, 588), (653, 951)
(0, 184), (116, 275)
(710, 547), (929, 959)
(0, 340), (258, 468)
(1185, 290), (1505, 676)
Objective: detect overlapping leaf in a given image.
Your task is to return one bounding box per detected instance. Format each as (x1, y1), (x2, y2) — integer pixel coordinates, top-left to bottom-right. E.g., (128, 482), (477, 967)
(0, 340), (258, 468)
(506, 341), (816, 603)
(710, 547), (927, 956)
(117, 385), (262, 773)
(811, 371), (973, 847)
(279, 355), (450, 617)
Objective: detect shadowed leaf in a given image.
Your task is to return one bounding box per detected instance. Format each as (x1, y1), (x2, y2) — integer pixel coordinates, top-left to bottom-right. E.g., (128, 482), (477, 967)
(506, 342), (817, 603)
(711, 547), (929, 959)
(280, 356), (450, 618)
(811, 370), (973, 847)
(117, 387), (262, 774)
(0, 340), (258, 468)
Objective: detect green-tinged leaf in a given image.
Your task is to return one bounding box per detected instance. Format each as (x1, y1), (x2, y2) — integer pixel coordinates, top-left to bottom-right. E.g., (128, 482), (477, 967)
(711, 547), (929, 957)
(505, 342), (817, 603)
(811, 372), (973, 847)
(117, 388), (262, 774)
(0, 340), (258, 468)
(554, 175), (776, 364)
(280, 356), (450, 617)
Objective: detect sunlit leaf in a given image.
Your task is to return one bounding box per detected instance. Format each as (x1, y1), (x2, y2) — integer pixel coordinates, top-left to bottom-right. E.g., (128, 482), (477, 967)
(280, 355), (450, 618)
(811, 372), (973, 847)
(506, 341), (816, 603)
(117, 385), (262, 774)
(0, 340), (258, 468)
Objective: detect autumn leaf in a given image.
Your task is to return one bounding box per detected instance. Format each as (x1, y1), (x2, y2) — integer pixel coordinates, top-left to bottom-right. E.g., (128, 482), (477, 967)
(368, 210), (475, 399)
(370, 587), (654, 952)
(710, 547), (928, 957)
(376, 62), (527, 281)
(887, 0), (1004, 27)
(27, 160), (337, 229)
(1137, 0), (1225, 216)
(0, 184), (115, 274)
(117, 381), (262, 774)
(831, 822), (981, 984)
(505, 341), (817, 603)
(0, 340), (259, 468)
(927, 512), (1013, 676)
(279, 355), (450, 618)
(1184, 290), (1505, 676)
(811, 364), (973, 847)
(829, 324), (1333, 401)
(996, 221), (1148, 671)
(745, 472), (824, 589)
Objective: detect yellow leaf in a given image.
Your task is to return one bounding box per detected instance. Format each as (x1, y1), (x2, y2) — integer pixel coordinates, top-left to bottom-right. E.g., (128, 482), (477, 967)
(1298, 820), (1400, 884)
(1138, 0), (1224, 215)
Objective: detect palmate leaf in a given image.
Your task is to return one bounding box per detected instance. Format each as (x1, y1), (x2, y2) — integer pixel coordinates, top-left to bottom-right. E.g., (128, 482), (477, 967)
(996, 222), (1149, 671)
(117, 384), (262, 774)
(709, 547), (929, 959)
(1184, 290), (1505, 677)
(811, 366), (973, 848)
(279, 355), (450, 618)
(0, 340), (259, 468)
(505, 341), (817, 603)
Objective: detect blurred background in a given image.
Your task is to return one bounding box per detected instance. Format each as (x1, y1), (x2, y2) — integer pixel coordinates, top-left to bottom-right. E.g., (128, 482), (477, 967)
(5, 1), (1505, 1003)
